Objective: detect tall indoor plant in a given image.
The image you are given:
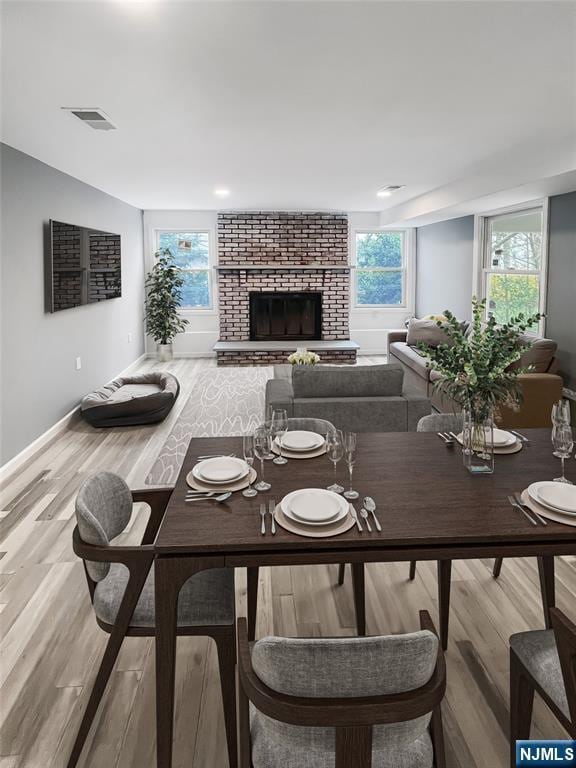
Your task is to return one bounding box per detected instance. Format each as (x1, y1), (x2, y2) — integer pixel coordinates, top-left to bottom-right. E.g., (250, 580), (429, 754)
(145, 248), (189, 362)
(418, 298), (541, 474)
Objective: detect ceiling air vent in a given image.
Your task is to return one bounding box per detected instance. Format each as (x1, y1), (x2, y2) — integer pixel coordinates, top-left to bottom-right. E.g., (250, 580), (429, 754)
(62, 108), (117, 131)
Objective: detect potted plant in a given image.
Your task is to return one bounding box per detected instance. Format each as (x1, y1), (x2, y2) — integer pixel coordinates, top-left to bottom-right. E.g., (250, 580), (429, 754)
(418, 298), (541, 474)
(145, 248), (189, 362)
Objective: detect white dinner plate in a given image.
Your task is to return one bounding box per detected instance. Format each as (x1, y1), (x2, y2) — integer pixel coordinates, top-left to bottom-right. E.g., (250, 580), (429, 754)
(192, 456), (249, 485)
(456, 428), (516, 448)
(280, 431), (325, 452)
(528, 481), (576, 515)
(281, 488), (348, 526)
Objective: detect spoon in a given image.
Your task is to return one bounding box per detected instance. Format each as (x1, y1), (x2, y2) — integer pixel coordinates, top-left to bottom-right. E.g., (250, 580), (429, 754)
(185, 492), (232, 503)
(362, 496), (382, 532)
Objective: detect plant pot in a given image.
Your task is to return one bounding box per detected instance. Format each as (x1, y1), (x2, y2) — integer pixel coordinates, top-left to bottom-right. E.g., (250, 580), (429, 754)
(462, 405), (494, 475)
(156, 343), (173, 362)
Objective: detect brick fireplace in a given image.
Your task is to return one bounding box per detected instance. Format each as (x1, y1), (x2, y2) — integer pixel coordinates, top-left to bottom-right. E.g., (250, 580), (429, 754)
(214, 212), (357, 365)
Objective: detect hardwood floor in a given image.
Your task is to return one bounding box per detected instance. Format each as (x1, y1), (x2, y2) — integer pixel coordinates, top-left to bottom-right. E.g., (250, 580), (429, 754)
(0, 357), (574, 767)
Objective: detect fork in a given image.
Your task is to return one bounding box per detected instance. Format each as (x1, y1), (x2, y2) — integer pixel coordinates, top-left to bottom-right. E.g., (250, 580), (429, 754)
(437, 432), (454, 445)
(507, 494), (538, 526)
(259, 502), (267, 535)
(196, 453), (236, 461)
(359, 507), (372, 532)
(514, 491), (547, 526)
(268, 498), (276, 535)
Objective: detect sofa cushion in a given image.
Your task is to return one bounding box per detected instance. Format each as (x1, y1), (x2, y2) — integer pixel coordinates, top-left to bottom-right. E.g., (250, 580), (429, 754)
(509, 336), (557, 373)
(389, 343), (431, 382)
(292, 364), (403, 399)
(406, 318), (452, 348)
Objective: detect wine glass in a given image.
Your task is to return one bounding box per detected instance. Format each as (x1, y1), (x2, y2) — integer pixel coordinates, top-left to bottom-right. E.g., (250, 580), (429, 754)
(343, 431), (359, 500)
(242, 434), (258, 497)
(552, 400), (571, 427)
(253, 426), (272, 491)
(262, 418), (275, 460)
(552, 425), (573, 484)
(271, 409), (288, 465)
(326, 429), (344, 493)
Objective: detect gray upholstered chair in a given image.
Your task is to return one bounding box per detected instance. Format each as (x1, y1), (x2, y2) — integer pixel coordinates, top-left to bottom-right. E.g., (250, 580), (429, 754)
(416, 413), (463, 434)
(285, 416), (336, 435)
(69, 472), (237, 768)
(510, 608), (576, 764)
(237, 612), (447, 768)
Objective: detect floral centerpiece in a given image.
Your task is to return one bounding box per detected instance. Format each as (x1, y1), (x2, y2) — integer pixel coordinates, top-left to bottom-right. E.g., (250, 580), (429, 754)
(417, 298), (541, 473)
(287, 348), (320, 366)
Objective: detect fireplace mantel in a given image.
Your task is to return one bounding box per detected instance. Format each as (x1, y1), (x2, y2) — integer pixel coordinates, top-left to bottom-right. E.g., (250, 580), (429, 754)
(215, 264), (353, 271)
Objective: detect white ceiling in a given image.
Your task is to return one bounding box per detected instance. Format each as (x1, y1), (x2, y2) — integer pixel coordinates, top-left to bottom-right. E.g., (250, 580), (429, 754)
(1, 0), (575, 216)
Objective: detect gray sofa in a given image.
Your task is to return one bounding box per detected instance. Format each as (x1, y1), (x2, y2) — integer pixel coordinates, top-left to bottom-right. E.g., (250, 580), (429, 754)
(265, 364), (430, 432)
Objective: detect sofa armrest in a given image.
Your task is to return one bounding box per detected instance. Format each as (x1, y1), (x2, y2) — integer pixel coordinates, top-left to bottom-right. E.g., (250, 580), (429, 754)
(402, 392), (432, 431)
(265, 378), (294, 417)
(387, 330), (408, 347)
(497, 373), (564, 429)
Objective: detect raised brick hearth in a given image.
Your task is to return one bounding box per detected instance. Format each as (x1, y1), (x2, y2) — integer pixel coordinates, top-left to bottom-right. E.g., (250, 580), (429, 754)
(215, 212), (356, 365)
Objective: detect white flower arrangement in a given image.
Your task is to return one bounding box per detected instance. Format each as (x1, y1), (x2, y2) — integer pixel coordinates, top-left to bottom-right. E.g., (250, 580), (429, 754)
(287, 348), (320, 366)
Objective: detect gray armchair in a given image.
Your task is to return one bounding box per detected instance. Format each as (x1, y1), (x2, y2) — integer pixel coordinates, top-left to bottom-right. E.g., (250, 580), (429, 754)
(266, 364), (430, 433)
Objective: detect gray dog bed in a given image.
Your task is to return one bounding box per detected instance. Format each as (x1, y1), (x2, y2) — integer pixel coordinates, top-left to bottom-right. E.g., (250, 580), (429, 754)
(81, 372), (180, 427)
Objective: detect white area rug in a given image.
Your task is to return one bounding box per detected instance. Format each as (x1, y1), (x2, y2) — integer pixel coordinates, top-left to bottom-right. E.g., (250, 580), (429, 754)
(146, 366), (272, 485)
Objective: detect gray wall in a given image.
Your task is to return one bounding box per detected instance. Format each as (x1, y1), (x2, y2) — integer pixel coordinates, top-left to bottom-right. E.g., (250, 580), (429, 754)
(416, 216), (474, 320)
(0, 144), (145, 464)
(547, 191), (576, 389)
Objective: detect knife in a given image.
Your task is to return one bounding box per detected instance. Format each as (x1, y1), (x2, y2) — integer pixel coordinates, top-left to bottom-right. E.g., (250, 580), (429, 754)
(350, 506), (363, 532)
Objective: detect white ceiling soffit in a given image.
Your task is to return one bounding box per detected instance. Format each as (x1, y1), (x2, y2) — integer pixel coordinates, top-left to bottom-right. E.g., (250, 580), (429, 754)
(1, 0), (575, 216)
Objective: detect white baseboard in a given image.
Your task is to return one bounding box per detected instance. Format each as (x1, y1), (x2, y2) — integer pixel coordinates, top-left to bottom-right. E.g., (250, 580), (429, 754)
(0, 352), (148, 484)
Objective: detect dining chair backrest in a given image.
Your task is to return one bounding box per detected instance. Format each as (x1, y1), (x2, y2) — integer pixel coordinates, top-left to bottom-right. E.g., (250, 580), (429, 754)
(75, 472), (133, 581)
(252, 629), (438, 738)
(286, 417), (336, 436)
(417, 413), (463, 434)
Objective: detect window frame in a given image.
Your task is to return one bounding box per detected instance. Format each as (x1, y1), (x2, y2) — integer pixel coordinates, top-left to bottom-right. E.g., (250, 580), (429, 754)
(154, 228), (215, 313)
(473, 200), (548, 335)
(352, 228), (415, 310)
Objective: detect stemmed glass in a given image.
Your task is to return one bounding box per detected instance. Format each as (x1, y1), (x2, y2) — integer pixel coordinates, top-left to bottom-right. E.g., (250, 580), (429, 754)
(343, 431), (359, 500)
(253, 426), (272, 492)
(552, 425), (573, 484)
(552, 400), (571, 427)
(326, 429), (344, 494)
(242, 434), (258, 497)
(271, 409), (288, 465)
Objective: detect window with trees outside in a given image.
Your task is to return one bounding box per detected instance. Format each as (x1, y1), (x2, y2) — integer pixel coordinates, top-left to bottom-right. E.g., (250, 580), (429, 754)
(481, 208), (545, 327)
(355, 231), (406, 306)
(156, 231), (212, 309)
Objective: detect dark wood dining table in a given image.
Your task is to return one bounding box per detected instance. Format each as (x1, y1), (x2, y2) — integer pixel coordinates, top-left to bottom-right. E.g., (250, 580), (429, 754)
(153, 429), (576, 767)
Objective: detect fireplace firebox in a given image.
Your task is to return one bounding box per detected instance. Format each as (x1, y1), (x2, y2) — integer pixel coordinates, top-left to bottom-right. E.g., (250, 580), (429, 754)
(250, 292), (322, 341)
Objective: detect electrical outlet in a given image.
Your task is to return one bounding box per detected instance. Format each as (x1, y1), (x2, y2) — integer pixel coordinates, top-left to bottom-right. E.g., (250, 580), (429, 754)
(128, 332), (133, 343)
(75, 357), (82, 371)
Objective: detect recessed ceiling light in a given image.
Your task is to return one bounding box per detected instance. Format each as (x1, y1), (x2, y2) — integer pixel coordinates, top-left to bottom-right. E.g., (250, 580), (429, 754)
(376, 185), (405, 198)
(214, 188), (230, 198)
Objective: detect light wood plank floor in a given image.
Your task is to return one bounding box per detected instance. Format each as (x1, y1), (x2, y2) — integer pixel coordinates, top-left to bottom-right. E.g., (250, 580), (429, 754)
(1, 357), (574, 767)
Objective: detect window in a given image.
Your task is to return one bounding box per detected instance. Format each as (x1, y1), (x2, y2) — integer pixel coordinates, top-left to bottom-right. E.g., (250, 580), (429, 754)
(156, 230), (212, 309)
(481, 208), (545, 327)
(354, 231), (406, 306)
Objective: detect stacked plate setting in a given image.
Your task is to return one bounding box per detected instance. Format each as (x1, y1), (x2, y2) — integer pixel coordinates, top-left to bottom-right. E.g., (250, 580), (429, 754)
(188, 456), (252, 491)
(455, 428), (521, 454)
(274, 488), (355, 537)
(273, 430), (326, 459)
(522, 481), (576, 525)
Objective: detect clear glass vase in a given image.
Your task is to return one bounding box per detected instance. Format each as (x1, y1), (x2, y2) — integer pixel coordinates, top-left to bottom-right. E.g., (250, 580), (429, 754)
(462, 406), (494, 475)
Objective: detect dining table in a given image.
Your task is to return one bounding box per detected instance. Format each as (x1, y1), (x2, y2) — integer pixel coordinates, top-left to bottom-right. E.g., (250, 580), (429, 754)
(153, 428), (576, 768)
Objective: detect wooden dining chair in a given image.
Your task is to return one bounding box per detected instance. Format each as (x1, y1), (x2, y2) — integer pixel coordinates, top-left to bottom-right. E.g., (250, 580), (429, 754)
(247, 416), (366, 640)
(510, 608), (576, 767)
(237, 610), (447, 768)
(69, 472), (238, 768)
